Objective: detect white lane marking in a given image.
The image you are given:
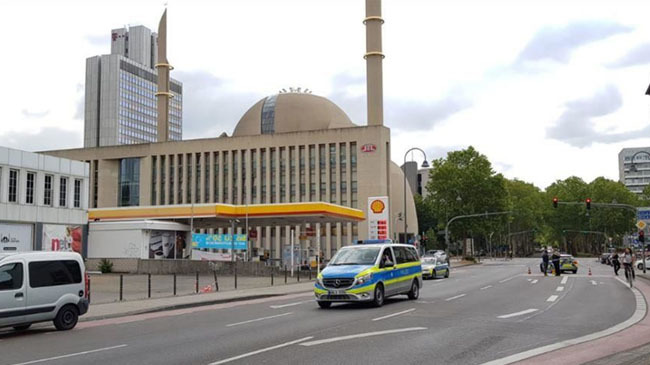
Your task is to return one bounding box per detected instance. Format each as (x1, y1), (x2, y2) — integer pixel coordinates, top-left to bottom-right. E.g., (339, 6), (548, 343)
(527, 279), (532, 281)
(269, 300), (313, 309)
(299, 327), (427, 347)
(556, 286), (564, 292)
(481, 278), (646, 365)
(591, 280), (597, 286)
(445, 294), (466, 301)
(480, 285), (493, 290)
(546, 295), (559, 302)
(372, 308), (415, 321)
(10, 345), (128, 365)
(531, 280), (538, 284)
(498, 309), (539, 319)
(226, 312), (293, 327)
(499, 277), (516, 283)
(208, 337), (313, 365)
(561, 276), (568, 284)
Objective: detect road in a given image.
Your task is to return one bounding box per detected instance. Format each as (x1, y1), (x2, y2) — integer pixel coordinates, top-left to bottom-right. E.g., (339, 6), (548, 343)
(0, 258), (637, 365)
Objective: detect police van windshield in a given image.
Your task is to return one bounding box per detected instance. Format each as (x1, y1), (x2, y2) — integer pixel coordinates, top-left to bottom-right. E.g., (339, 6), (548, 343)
(329, 247), (380, 266)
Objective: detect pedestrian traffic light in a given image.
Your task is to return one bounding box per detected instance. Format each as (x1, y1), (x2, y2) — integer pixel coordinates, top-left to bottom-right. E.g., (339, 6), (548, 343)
(586, 198), (591, 210)
(640, 231), (645, 243)
(553, 197), (558, 208)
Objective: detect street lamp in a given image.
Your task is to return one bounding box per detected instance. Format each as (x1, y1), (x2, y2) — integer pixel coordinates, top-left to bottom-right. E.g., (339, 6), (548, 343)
(629, 150), (650, 173)
(403, 148), (429, 243)
(393, 212), (403, 241)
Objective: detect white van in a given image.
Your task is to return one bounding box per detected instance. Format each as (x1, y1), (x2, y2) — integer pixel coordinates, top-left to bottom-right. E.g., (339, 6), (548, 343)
(0, 251), (89, 331)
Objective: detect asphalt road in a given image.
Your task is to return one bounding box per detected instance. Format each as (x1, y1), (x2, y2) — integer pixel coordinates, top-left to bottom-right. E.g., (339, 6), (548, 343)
(0, 258), (636, 365)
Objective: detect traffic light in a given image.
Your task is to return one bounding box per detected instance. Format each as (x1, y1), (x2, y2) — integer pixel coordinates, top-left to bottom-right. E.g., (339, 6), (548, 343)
(640, 231), (645, 243)
(553, 197), (558, 208)
(586, 198), (591, 210)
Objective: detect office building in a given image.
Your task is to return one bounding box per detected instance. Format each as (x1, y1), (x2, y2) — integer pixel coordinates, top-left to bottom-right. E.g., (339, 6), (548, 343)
(619, 147), (650, 195)
(402, 161), (431, 198)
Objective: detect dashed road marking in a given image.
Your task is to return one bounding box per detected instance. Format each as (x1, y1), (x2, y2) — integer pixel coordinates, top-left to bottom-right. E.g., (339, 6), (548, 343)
(299, 327), (427, 347)
(498, 309), (539, 319)
(547, 295), (559, 302)
(591, 280), (597, 286)
(372, 308), (415, 321)
(499, 277), (516, 283)
(226, 312), (293, 327)
(561, 276), (568, 284)
(10, 345), (128, 365)
(445, 294), (466, 301)
(556, 286), (564, 292)
(531, 279), (538, 284)
(480, 285), (493, 290)
(208, 337), (313, 364)
(270, 300), (313, 309)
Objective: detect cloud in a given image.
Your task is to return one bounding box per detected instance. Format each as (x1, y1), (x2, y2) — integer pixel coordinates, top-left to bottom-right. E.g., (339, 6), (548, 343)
(546, 84), (650, 147)
(609, 42), (650, 68)
(516, 21), (632, 66)
(85, 34), (108, 47)
(74, 83), (84, 120)
(21, 109), (50, 118)
(173, 71), (264, 139)
(0, 128), (82, 152)
(326, 72), (471, 132)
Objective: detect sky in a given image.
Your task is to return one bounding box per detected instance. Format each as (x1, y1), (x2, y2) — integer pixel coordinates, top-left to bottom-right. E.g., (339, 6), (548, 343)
(1, 0), (650, 190)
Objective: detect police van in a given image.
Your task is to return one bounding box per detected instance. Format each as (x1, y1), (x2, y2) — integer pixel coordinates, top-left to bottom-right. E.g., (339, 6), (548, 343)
(314, 241), (422, 308)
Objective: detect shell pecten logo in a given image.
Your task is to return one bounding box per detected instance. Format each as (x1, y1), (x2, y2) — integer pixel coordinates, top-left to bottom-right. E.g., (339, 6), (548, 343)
(370, 199), (385, 214)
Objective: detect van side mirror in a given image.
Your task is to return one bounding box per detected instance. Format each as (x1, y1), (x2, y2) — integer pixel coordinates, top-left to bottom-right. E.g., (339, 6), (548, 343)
(382, 260), (394, 268)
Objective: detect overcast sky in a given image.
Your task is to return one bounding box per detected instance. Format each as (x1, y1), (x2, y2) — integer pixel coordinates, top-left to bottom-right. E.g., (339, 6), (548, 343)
(2, 0), (650, 189)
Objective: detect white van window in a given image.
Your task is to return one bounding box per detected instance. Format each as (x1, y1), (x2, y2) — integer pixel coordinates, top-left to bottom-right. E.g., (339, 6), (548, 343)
(393, 247), (409, 264)
(0, 263), (23, 291)
(330, 247), (380, 265)
(29, 261), (81, 288)
(405, 247), (419, 262)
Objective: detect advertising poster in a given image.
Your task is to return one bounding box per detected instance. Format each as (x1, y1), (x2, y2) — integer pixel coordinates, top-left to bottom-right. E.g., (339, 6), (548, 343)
(367, 196), (389, 240)
(149, 230), (176, 259)
(191, 233), (247, 250)
(0, 223), (33, 252)
(42, 224), (82, 254)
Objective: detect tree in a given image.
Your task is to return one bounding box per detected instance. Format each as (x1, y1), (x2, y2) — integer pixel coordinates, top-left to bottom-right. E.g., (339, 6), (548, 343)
(505, 179), (546, 255)
(641, 185), (650, 206)
(425, 146), (510, 253)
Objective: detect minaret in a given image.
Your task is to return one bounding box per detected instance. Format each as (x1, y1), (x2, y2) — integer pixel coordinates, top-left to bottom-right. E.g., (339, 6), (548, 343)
(365, 0), (384, 126)
(155, 9), (173, 142)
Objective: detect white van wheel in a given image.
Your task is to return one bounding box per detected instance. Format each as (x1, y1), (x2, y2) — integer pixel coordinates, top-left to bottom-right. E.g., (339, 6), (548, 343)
(54, 305), (79, 331)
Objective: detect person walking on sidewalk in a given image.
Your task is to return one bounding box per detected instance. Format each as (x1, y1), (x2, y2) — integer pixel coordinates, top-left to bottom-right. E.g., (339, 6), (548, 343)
(541, 248), (550, 276)
(551, 249), (561, 276)
(612, 251), (620, 276)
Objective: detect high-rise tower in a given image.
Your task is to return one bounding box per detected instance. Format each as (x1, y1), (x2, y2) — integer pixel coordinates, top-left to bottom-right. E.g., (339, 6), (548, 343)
(365, 0), (384, 126)
(83, 12), (182, 147)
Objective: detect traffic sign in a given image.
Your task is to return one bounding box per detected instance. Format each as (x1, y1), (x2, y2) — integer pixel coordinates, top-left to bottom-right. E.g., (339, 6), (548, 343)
(637, 221), (647, 230)
(638, 207), (650, 221)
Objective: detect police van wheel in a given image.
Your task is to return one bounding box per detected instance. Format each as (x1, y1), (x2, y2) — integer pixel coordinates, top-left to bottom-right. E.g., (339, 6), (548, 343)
(444, 270), (449, 278)
(432, 270), (437, 279)
(317, 301), (331, 309)
(373, 284), (385, 307)
(407, 280), (419, 300)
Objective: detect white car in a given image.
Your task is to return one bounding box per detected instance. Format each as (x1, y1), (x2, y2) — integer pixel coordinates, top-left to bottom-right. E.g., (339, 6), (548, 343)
(636, 258), (650, 271)
(0, 251), (89, 331)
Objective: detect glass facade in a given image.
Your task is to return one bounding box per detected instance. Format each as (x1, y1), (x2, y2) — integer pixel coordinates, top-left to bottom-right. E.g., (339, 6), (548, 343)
(118, 158), (140, 207)
(260, 95), (277, 134)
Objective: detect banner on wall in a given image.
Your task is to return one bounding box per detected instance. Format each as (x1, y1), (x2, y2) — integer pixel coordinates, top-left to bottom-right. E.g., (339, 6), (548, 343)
(42, 224), (82, 254)
(367, 196), (389, 240)
(191, 249), (232, 261)
(191, 234), (247, 250)
(149, 231), (186, 259)
(0, 223), (33, 252)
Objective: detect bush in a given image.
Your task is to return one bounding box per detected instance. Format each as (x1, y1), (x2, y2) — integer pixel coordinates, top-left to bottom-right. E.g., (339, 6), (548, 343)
(463, 256), (477, 263)
(98, 258), (113, 273)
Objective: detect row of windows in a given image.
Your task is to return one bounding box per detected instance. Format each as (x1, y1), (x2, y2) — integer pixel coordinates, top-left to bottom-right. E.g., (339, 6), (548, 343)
(4, 168), (83, 208)
(119, 119), (157, 135)
(119, 60), (183, 95)
(147, 143), (359, 208)
(0, 260), (81, 292)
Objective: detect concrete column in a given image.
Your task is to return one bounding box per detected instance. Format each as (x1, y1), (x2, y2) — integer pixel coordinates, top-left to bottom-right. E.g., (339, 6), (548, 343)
(172, 154), (179, 205)
(365, 0), (384, 126)
(325, 222), (332, 259)
(208, 151), (215, 203)
(217, 152), (223, 203)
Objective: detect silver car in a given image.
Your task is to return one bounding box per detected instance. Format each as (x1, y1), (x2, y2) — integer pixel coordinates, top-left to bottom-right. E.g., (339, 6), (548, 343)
(0, 251), (89, 331)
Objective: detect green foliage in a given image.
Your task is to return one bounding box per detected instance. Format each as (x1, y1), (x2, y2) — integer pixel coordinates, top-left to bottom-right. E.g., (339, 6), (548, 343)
(98, 258), (113, 274)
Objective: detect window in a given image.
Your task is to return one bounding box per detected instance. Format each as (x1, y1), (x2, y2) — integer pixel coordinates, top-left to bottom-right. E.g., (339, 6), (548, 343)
(405, 247), (419, 262)
(26, 172), (35, 204)
(260, 95), (277, 134)
(8, 169), (18, 203)
(59, 177), (67, 207)
(29, 260), (81, 288)
(44, 175), (53, 206)
(118, 158), (140, 207)
(74, 179), (82, 208)
(213, 152), (219, 203)
(0, 263), (23, 291)
(393, 247), (410, 264)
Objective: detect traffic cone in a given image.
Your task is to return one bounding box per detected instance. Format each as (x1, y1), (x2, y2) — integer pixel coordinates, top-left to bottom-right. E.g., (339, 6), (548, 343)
(528, 266), (531, 275)
(551, 267), (555, 276)
(588, 267), (592, 276)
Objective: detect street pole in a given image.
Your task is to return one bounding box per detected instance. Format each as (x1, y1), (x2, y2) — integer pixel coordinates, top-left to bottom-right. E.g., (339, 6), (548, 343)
(230, 219), (236, 262)
(445, 211), (512, 257)
(403, 147), (429, 244)
(290, 228), (294, 277)
(317, 225), (321, 276)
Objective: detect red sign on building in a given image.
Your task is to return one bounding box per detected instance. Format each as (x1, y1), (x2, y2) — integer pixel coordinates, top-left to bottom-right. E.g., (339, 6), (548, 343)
(361, 144), (377, 153)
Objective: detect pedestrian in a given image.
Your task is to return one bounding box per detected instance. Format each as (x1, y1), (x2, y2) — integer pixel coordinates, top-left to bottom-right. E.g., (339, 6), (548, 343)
(612, 251), (620, 276)
(622, 247), (636, 281)
(551, 249), (561, 276)
(541, 248), (549, 276)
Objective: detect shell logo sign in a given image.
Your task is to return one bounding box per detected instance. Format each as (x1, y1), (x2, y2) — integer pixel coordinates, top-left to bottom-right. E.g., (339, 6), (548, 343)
(370, 199), (385, 214)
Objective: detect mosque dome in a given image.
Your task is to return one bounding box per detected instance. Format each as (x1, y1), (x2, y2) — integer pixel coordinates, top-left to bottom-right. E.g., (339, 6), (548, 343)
(232, 92), (356, 137)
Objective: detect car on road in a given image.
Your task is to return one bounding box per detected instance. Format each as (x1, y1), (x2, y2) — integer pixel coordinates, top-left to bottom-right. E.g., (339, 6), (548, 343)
(541, 254), (578, 274)
(0, 251), (89, 332)
(421, 256), (449, 279)
(314, 243), (422, 308)
(424, 250), (449, 264)
(636, 257), (650, 271)
(600, 252), (612, 265)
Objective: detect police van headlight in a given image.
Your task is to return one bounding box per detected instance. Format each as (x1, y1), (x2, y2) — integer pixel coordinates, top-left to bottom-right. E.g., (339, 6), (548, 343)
(317, 275), (324, 286)
(355, 273), (372, 286)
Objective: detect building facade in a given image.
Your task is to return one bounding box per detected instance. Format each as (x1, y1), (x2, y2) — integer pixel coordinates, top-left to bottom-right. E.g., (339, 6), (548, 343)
(46, 93), (418, 261)
(84, 25), (183, 147)
(402, 161), (431, 198)
(0, 147), (89, 254)
(619, 147), (650, 195)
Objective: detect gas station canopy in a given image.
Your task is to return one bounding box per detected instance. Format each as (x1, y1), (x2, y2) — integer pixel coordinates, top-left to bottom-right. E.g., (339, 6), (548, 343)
(88, 202), (365, 228)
